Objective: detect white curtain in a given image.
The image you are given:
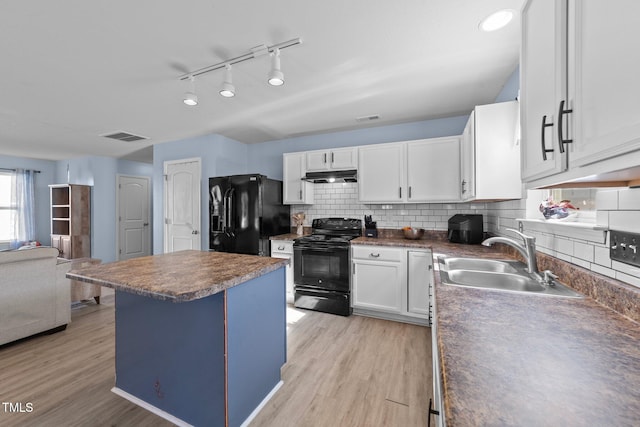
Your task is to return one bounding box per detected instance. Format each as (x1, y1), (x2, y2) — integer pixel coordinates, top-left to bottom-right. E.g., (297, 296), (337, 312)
(9, 169), (36, 249)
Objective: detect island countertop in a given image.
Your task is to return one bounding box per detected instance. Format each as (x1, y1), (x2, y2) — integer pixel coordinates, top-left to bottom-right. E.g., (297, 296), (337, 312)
(66, 250), (288, 302)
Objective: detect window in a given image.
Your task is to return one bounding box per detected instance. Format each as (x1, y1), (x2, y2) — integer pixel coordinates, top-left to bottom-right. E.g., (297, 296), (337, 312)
(0, 172), (13, 241)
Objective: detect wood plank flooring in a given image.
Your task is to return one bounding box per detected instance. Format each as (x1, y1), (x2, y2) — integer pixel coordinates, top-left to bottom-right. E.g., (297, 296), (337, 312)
(0, 290), (432, 426)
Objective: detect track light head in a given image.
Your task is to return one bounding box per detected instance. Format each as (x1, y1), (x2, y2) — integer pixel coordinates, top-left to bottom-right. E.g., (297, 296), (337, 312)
(219, 64), (236, 97)
(183, 92), (198, 106)
(183, 76), (198, 106)
(268, 48), (284, 86)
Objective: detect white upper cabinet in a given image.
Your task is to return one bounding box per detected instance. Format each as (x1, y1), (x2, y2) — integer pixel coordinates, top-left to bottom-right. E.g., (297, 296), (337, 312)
(568, 0), (640, 167)
(521, 0), (640, 185)
(460, 111), (475, 200)
(283, 152), (314, 205)
(358, 137), (461, 203)
(462, 101), (521, 201)
(305, 147), (358, 172)
(520, 0), (568, 181)
(406, 137), (461, 202)
(358, 143), (405, 203)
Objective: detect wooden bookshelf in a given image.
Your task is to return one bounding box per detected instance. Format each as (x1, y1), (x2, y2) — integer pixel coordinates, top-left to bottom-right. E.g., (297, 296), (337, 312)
(50, 184), (91, 259)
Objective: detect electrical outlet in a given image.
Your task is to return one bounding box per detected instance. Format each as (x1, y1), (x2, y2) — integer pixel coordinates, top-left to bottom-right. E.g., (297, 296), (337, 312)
(610, 230), (640, 268)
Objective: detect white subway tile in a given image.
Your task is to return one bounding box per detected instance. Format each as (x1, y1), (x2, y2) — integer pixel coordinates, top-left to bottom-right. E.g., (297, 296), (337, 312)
(618, 188), (640, 210)
(553, 237), (574, 256)
(573, 241), (594, 262)
(596, 211), (610, 228)
(616, 271), (640, 288)
(595, 190), (618, 210)
(570, 257), (591, 269)
(591, 264), (616, 279)
(612, 260), (640, 277)
(594, 246), (612, 268)
(610, 211), (640, 233)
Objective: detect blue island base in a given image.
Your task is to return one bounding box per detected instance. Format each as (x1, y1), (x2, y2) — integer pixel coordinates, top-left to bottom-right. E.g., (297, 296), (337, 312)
(113, 268), (286, 427)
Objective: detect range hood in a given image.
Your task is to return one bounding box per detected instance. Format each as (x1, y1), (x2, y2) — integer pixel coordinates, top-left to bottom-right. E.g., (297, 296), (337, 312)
(302, 169), (358, 183)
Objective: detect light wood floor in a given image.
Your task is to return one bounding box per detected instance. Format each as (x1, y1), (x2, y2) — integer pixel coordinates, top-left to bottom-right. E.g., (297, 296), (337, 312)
(0, 291), (432, 427)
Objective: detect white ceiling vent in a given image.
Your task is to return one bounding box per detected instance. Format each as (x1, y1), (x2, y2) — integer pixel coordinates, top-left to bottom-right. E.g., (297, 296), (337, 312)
(356, 115), (380, 122)
(101, 131), (149, 142)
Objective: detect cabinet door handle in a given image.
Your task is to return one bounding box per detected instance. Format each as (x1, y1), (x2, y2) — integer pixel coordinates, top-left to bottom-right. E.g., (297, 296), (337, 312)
(299, 189), (302, 200)
(370, 253), (380, 258)
(461, 179), (467, 194)
(399, 187), (402, 199)
(428, 398), (440, 427)
(408, 186), (412, 199)
(324, 153), (327, 164)
(557, 100), (573, 153)
(541, 115), (554, 160)
(331, 152), (334, 164)
(278, 245), (285, 250)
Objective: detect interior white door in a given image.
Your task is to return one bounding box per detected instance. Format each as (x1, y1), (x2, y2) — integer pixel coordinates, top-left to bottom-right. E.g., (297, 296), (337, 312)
(117, 175), (150, 260)
(164, 158), (201, 253)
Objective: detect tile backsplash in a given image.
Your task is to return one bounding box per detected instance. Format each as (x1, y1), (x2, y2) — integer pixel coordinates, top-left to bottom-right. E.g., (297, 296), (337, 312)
(290, 184), (640, 290)
(290, 183), (489, 230)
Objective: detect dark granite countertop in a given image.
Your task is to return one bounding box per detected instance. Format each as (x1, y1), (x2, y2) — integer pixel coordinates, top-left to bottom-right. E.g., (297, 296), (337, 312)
(352, 235), (640, 426)
(66, 250), (288, 302)
(269, 233), (306, 241)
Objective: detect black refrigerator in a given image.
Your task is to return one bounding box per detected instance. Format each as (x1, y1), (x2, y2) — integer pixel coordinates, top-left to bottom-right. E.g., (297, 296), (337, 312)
(209, 174), (290, 256)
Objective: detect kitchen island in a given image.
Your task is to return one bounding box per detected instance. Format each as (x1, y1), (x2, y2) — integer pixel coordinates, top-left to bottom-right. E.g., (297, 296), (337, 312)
(67, 250), (288, 427)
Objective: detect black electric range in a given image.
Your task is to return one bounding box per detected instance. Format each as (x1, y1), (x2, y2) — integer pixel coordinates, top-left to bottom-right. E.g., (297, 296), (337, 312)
(293, 218), (362, 316)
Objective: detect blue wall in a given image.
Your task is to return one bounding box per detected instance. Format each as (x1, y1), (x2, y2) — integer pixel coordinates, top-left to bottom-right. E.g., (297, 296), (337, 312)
(247, 115), (469, 180)
(495, 65), (519, 103)
(54, 157), (153, 263)
(152, 133), (248, 254)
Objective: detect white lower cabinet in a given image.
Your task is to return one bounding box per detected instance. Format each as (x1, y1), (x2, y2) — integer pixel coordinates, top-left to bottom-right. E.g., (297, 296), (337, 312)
(270, 240), (294, 303)
(407, 250), (432, 316)
(352, 245), (432, 324)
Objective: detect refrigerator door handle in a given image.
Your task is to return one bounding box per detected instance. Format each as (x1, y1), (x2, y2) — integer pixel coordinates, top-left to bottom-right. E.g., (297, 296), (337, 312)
(226, 188), (236, 236)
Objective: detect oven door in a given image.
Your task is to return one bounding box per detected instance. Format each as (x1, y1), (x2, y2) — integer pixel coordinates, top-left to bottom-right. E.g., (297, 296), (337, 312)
(293, 245), (350, 292)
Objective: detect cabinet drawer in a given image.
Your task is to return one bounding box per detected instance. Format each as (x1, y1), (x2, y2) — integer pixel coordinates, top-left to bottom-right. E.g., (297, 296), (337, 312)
(271, 240), (293, 254)
(352, 245), (402, 262)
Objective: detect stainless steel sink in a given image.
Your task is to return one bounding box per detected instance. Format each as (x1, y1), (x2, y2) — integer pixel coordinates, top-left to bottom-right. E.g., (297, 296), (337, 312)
(438, 256), (583, 298)
(440, 257), (519, 273)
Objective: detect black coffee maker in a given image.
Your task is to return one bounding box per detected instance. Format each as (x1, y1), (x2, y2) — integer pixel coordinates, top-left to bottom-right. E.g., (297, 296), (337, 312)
(364, 215), (378, 238)
(447, 214), (483, 244)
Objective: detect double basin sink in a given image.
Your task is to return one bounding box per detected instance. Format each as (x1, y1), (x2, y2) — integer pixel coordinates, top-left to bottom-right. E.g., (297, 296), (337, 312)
(438, 256), (583, 298)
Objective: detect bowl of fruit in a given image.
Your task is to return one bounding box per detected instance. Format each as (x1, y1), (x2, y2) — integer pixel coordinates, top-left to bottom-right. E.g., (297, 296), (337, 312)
(402, 226), (425, 240)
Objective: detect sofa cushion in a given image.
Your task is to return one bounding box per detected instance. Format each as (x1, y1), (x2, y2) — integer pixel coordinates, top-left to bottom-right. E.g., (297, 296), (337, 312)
(0, 247), (59, 265)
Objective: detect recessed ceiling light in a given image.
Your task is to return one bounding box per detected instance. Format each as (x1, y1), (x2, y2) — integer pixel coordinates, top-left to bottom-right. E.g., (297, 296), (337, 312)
(479, 9), (514, 32)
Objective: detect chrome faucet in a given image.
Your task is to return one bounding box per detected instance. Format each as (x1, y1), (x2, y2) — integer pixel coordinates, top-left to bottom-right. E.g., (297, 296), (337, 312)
(482, 228), (539, 275)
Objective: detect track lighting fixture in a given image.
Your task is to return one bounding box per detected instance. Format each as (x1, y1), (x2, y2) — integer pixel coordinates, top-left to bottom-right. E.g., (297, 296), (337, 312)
(183, 76), (198, 106)
(219, 64), (236, 98)
(178, 37), (301, 103)
(268, 48), (284, 86)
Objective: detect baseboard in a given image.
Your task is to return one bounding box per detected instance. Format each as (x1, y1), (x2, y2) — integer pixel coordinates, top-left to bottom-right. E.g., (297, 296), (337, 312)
(239, 380), (284, 427)
(353, 308), (429, 326)
(111, 387), (193, 427)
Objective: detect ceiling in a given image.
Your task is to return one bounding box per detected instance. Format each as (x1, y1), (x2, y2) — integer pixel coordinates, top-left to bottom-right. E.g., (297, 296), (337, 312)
(0, 0), (523, 164)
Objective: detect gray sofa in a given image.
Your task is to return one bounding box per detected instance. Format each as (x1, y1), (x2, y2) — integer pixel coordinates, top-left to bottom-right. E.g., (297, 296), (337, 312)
(0, 247), (71, 346)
